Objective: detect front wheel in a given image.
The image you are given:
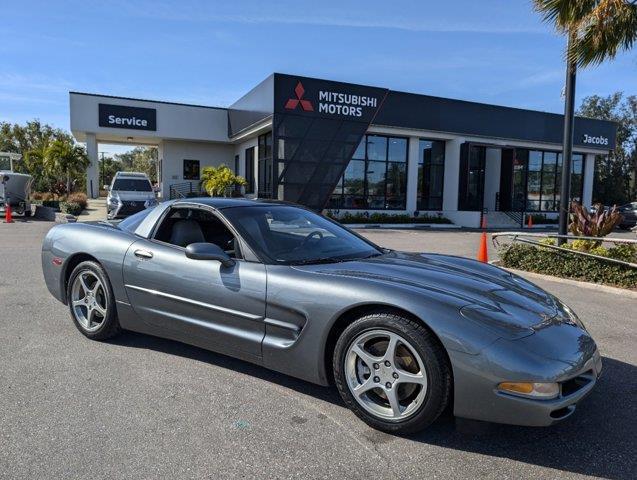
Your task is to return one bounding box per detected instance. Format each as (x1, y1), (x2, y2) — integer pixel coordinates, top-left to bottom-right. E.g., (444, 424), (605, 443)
(333, 312), (452, 434)
(67, 261), (121, 340)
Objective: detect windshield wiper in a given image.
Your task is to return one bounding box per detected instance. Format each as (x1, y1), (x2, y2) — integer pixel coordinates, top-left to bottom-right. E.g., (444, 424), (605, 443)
(290, 256), (351, 265)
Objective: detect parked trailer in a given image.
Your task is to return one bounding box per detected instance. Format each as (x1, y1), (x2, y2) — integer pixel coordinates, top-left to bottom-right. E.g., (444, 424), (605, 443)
(1, 171), (33, 217)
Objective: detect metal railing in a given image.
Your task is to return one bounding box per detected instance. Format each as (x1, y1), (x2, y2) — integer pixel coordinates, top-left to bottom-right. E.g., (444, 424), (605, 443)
(168, 182), (203, 200)
(492, 232), (637, 268)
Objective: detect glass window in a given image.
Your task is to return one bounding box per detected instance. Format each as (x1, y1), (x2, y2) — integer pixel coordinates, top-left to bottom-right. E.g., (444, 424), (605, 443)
(330, 134), (409, 210)
(514, 149), (586, 212)
(366, 135), (387, 161)
(417, 139), (445, 210)
(388, 138), (407, 162)
(183, 159), (200, 180)
(112, 178), (153, 192)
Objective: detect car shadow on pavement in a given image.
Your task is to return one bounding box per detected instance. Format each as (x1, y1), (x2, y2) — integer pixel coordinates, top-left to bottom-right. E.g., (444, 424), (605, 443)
(411, 356), (636, 480)
(110, 331), (636, 480)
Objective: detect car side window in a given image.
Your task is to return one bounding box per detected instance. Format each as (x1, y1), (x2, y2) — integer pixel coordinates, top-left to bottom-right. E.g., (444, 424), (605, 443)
(153, 207), (241, 258)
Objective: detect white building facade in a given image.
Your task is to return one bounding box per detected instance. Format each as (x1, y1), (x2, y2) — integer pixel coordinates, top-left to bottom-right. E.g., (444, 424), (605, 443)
(69, 73), (616, 227)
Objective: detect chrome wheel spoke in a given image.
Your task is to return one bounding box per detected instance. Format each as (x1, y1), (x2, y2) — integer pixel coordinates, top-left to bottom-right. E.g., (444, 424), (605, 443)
(351, 344), (382, 370)
(396, 369), (427, 386)
(72, 299), (85, 308)
(386, 388), (402, 417)
(382, 333), (399, 363)
(78, 273), (91, 295)
(352, 376), (376, 397)
(94, 302), (106, 317)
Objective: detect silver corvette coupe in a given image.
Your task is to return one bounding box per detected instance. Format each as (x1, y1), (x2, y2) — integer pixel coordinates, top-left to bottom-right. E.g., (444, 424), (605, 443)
(42, 198), (602, 434)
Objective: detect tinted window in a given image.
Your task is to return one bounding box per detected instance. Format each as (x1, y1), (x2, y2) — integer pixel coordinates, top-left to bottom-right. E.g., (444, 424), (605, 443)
(112, 178), (152, 192)
(223, 205), (381, 265)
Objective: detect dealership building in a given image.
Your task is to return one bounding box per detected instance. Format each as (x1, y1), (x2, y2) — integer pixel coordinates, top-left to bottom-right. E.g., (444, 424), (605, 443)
(69, 73), (616, 227)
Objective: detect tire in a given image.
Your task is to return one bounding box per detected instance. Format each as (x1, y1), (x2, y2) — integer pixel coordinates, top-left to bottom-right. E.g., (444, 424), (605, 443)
(24, 209), (32, 218)
(66, 260), (121, 340)
(333, 312), (451, 434)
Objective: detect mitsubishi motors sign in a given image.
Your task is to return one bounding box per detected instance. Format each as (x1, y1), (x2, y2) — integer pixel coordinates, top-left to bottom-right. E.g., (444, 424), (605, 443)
(276, 74), (387, 122)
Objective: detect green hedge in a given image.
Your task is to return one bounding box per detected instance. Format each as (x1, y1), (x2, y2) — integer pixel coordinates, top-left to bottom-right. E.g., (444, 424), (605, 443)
(499, 243), (637, 288)
(328, 212), (452, 224)
(60, 201), (83, 216)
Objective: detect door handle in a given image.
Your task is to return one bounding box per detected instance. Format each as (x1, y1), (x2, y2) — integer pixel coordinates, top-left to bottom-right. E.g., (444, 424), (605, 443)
(134, 249), (153, 259)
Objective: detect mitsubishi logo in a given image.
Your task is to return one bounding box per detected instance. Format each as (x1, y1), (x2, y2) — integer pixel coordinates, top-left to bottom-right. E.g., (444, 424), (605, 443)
(284, 81), (314, 112)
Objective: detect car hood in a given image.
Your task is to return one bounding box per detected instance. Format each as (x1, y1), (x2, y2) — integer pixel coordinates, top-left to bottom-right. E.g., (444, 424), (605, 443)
(297, 251), (565, 339)
(110, 191), (155, 201)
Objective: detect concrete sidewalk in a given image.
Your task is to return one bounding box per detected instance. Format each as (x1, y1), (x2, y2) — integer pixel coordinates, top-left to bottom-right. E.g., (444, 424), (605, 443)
(77, 197), (107, 222)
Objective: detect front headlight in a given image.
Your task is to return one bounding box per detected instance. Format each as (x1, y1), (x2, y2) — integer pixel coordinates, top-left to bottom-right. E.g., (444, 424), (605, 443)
(560, 302), (586, 330)
(498, 382), (560, 399)
(108, 196), (121, 206)
(144, 198), (158, 208)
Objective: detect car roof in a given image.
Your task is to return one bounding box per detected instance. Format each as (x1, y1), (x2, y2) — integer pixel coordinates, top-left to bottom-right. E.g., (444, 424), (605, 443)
(172, 197), (289, 209)
(114, 172), (149, 178)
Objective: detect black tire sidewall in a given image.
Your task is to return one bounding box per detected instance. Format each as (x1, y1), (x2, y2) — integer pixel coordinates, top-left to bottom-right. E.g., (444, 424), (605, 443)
(67, 260), (119, 340)
(333, 313), (451, 434)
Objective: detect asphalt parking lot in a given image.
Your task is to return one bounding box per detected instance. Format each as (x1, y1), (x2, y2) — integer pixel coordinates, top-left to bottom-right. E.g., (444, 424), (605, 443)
(1, 219), (635, 479)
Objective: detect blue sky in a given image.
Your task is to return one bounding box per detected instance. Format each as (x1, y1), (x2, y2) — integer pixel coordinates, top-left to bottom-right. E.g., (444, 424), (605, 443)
(2, 0), (635, 155)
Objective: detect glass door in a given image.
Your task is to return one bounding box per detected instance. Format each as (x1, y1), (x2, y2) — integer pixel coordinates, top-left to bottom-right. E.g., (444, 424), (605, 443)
(458, 143), (486, 211)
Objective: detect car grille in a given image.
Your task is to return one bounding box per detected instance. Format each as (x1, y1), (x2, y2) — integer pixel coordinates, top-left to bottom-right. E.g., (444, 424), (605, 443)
(118, 201), (146, 216)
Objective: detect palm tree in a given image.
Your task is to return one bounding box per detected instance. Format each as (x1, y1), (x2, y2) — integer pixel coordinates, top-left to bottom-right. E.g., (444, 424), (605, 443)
(44, 140), (90, 193)
(533, 0), (637, 242)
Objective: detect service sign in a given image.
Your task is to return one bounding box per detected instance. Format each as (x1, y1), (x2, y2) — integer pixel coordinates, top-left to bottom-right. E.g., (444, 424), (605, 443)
(99, 104), (157, 131)
(275, 74), (387, 123)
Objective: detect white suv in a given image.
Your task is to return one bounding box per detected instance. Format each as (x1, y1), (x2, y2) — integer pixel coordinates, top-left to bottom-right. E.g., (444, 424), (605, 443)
(106, 172), (157, 219)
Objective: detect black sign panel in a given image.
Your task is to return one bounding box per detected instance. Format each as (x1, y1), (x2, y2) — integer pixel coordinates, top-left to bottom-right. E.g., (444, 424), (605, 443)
(274, 74), (387, 123)
(98, 104), (157, 131)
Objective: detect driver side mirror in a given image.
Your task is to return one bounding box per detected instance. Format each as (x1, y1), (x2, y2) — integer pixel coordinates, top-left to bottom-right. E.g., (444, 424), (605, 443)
(185, 242), (235, 267)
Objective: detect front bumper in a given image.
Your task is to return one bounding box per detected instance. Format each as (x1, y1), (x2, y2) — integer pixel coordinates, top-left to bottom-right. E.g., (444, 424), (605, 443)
(108, 200), (148, 219)
(451, 325), (602, 427)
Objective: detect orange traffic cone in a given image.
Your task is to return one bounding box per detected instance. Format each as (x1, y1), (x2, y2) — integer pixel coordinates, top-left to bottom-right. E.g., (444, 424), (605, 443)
(477, 232), (488, 263)
(4, 203), (13, 223)
(527, 214), (533, 229)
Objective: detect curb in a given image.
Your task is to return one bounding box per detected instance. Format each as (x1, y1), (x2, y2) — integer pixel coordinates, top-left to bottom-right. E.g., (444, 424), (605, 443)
(493, 263), (637, 298)
(55, 212), (77, 223)
(347, 223), (461, 229)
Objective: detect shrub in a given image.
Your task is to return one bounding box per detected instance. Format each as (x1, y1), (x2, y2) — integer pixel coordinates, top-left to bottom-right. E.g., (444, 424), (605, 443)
(570, 202), (622, 241)
(200, 165), (247, 197)
(67, 192), (88, 210)
(60, 201), (83, 216)
(499, 242), (637, 288)
(327, 212), (451, 224)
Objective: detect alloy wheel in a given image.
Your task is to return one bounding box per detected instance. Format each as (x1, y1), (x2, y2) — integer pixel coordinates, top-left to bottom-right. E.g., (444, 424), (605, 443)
(345, 329), (428, 421)
(71, 270), (108, 332)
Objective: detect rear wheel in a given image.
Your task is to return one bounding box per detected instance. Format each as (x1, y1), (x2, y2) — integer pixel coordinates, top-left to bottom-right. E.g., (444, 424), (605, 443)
(67, 261), (121, 340)
(333, 312), (451, 434)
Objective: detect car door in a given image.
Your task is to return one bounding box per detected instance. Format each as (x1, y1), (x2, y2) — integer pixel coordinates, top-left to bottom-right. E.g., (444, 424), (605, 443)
(122, 207), (266, 360)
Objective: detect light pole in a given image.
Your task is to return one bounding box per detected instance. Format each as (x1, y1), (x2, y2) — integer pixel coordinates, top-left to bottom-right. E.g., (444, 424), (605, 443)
(557, 31), (577, 245)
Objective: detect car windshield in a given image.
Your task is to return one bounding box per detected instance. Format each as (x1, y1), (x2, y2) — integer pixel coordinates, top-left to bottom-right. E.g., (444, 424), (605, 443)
(112, 178), (152, 192)
(222, 205), (383, 265)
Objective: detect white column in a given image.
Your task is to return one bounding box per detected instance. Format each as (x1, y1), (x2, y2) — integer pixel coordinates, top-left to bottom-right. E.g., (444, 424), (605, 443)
(406, 136), (420, 214)
(582, 153), (596, 207)
(157, 141), (165, 199)
(442, 138), (463, 212)
(85, 133), (99, 198)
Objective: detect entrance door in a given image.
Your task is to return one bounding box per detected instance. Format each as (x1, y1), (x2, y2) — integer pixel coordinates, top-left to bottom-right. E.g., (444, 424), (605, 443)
(458, 143), (486, 211)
